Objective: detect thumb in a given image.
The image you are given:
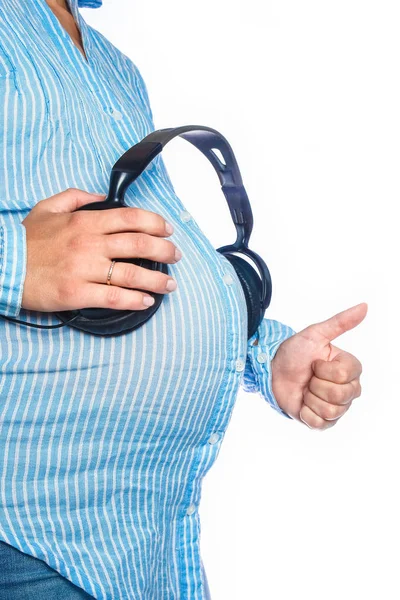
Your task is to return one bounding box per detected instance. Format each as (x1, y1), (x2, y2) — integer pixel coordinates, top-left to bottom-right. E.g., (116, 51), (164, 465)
(36, 188), (107, 214)
(304, 302), (368, 342)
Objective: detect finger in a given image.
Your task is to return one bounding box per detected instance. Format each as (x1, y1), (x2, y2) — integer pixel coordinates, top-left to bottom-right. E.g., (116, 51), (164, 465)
(37, 188), (107, 213)
(77, 283), (157, 311)
(88, 258), (178, 295)
(74, 206), (174, 237)
(305, 303), (368, 343)
(303, 389), (351, 421)
(299, 405), (336, 430)
(312, 352), (362, 384)
(103, 233), (181, 263)
(309, 375), (361, 405)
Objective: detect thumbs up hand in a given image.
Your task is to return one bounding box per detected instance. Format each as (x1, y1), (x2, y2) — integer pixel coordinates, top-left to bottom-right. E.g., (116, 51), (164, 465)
(271, 303), (368, 429)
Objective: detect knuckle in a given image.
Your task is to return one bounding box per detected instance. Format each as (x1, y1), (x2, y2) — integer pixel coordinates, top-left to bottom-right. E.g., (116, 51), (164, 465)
(70, 211), (87, 229)
(62, 259), (79, 279)
(329, 385), (346, 404)
(106, 285), (122, 308)
(66, 187), (79, 195)
(132, 233), (149, 254)
(122, 263), (138, 286)
(58, 279), (77, 304)
(334, 366), (348, 384)
(67, 232), (89, 251)
(124, 207), (140, 227)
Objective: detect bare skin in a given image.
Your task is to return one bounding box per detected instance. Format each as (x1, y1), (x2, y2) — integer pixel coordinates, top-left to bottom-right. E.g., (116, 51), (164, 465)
(22, 2), (366, 430)
(21, 190), (181, 313)
(270, 303), (367, 429)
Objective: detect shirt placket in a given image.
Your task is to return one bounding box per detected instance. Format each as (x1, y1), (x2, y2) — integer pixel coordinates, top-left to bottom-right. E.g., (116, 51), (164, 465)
(175, 207), (248, 598)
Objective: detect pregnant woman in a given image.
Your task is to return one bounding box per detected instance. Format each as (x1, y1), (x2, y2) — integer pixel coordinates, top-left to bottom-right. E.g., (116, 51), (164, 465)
(0, 1), (366, 598)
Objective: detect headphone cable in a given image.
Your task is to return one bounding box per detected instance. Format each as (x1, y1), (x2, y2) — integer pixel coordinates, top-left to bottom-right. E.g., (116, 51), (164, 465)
(1, 313), (80, 329)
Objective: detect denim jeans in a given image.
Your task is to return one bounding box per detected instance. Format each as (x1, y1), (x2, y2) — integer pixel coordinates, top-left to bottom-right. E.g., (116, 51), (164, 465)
(0, 540), (212, 599)
(0, 541), (95, 600)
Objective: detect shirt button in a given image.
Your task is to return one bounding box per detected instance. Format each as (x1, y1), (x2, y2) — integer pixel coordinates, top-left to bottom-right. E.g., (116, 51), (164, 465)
(186, 503), (196, 516)
(222, 273), (234, 286)
(256, 353), (268, 364)
(235, 359), (245, 372)
(180, 210), (192, 222)
(208, 433), (220, 445)
(112, 109), (123, 120)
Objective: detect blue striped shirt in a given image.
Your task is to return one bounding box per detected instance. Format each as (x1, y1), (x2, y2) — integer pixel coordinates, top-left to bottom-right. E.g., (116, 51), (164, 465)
(0, 1), (295, 598)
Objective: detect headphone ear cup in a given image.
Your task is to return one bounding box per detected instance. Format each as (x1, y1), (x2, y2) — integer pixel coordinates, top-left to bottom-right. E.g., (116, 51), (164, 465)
(221, 252), (263, 339)
(55, 293), (162, 337)
(55, 258), (168, 336)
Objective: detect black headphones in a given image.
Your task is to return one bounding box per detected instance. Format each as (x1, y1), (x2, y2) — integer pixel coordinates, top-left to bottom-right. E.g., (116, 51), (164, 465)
(3, 126), (272, 339)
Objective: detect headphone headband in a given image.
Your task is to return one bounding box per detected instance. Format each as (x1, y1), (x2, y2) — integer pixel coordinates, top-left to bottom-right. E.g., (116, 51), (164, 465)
(2, 125), (272, 337)
(107, 125), (254, 247)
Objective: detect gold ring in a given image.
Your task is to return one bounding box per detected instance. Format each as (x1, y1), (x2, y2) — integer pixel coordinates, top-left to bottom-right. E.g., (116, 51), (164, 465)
(106, 260), (116, 285)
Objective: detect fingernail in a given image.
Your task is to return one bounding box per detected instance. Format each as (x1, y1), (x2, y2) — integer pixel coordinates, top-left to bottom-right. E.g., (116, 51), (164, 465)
(175, 248), (182, 261)
(165, 222), (174, 235)
(143, 295), (155, 307)
(166, 278), (177, 292)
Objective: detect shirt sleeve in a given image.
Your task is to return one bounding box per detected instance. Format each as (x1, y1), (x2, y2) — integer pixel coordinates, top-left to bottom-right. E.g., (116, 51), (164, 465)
(0, 213), (27, 318)
(241, 318), (296, 419)
(78, 1), (102, 8)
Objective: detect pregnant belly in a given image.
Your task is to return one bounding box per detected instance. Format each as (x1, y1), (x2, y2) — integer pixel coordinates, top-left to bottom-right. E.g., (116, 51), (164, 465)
(0, 226), (247, 460)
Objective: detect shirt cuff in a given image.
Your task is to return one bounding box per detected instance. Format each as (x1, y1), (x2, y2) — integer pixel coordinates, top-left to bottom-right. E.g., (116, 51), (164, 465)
(0, 214), (27, 318)
(241, 318), (296, 419)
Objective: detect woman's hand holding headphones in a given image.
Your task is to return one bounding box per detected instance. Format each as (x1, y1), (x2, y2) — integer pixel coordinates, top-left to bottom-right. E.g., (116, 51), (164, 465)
(21, 188), (181, 313)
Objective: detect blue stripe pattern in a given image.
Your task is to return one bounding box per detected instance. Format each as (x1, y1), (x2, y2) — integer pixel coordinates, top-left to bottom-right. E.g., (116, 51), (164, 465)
(78, 1), (102, 7)
(0, 1), (295, 598)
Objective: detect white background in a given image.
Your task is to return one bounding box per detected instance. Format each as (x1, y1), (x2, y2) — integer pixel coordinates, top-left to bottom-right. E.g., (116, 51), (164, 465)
(83, 2), (399, 598)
